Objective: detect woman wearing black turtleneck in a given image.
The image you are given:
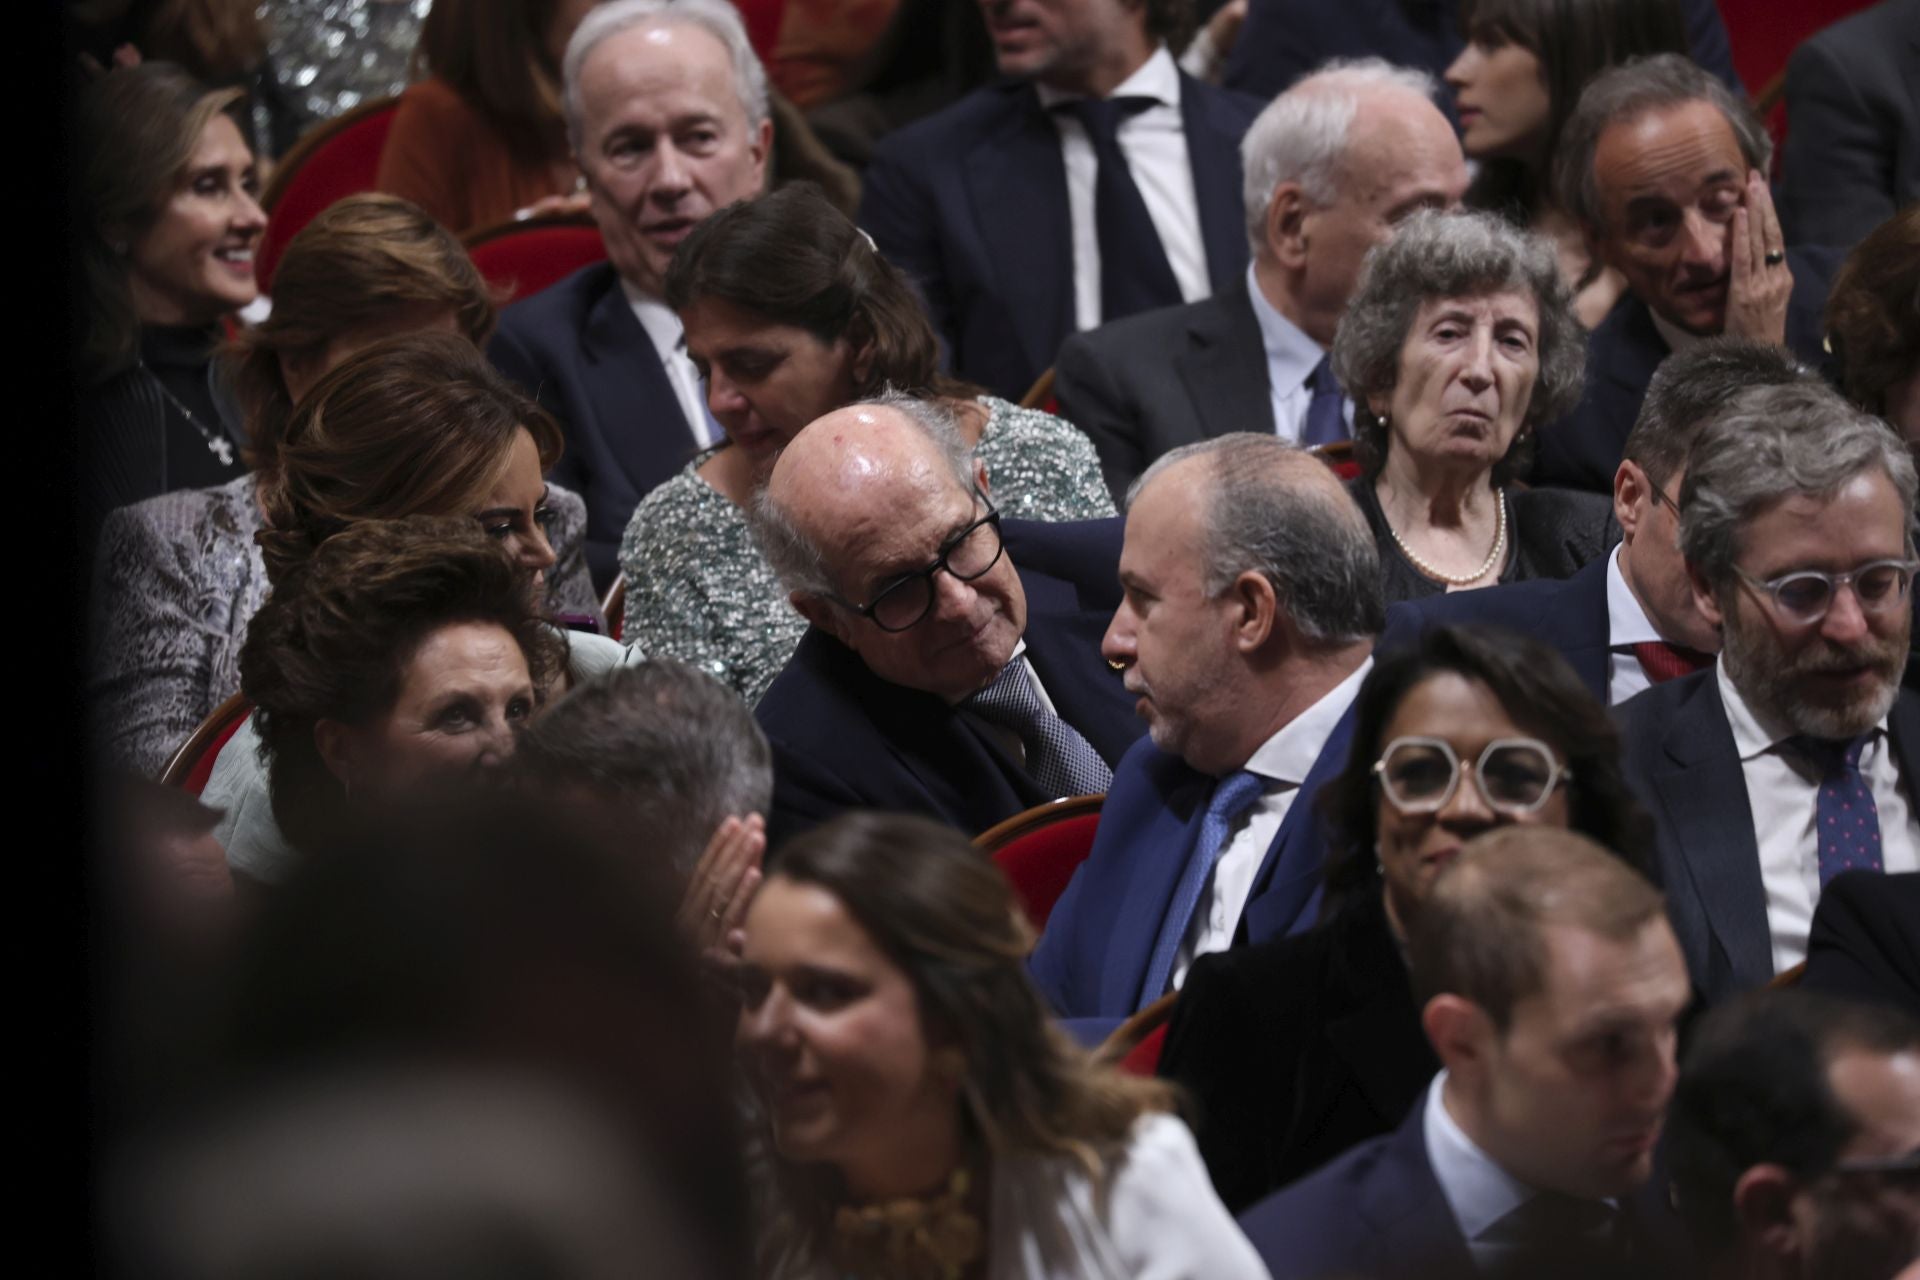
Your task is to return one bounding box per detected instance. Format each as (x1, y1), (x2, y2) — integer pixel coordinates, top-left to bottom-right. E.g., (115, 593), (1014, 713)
(76, 62), (266, 546)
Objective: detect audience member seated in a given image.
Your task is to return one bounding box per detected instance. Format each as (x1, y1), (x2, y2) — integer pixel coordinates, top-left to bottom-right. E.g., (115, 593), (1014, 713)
(1618, 380), (1920, 1004)
(489, 0), (774, 589)
(1802, 870), (1920, 1019)
(1534, 54), (1843, 493)
(858, 0), (1262, 401)
(1447, 0), (1692, 329)
(734, 810), (1271, 1279)
(620, 183), (1111, 703)
(1333, 208), (1610, 603)
(374, 0), (591, 234)
(1162, 624), (1654, 1213)
(1668, 988), (1920, 1280)
(1239, 826), (1695, 1280)
(259, 0), (426, 130)
(748, 393), (1143, 842)
(1028, 435), (1380, 1028)
(76, 62), (265, 544)
(85, 196), (597, 776)
(513, 659), (774, 965)
(1779, 0), (1920, 252)
(1054, 59), (1468, 502)
(1826, 206), (1920, 445)
(1389, 339), (1819, 702)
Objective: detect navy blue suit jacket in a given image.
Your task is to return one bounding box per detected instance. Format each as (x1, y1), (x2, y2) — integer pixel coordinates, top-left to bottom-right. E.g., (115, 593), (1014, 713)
(1028, 695), (1359, 1029)
(488, 263), (703, 589)
(1531, 246), (1843, 494)
(1616, 672), (1920, 1005)
(754, 519), (1142, 847)
(858, 73), (1260, 402)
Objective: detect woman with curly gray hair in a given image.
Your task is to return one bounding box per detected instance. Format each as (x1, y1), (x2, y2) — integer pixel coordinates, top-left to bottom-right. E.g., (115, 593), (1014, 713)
(1332, 209), (1615, 603)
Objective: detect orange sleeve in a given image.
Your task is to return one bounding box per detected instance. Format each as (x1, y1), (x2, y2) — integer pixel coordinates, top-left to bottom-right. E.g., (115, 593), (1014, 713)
(375, 78), (478, 234)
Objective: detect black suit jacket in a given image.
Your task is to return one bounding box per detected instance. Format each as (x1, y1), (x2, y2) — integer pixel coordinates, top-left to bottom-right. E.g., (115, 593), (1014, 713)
(1780, 0), (1920, 250)
(858, 73), (1261, 402)
(1053, 278), (1275, 503)
(1531, 247), (1844, 494)
(1616, 672), (1920, 1004)
(1803, 869), (1920, 1018)
(754, 519), (1144, 845)
(488, 263), (703, 589)
(1159, 891), (1439, 1214)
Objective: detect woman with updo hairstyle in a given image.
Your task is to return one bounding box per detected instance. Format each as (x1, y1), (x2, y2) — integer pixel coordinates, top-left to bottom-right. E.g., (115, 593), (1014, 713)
(1445, 0), (1691, 326)
(77, 62), (266, 539)
(619, 182), (1112, 703)
(241, 516), (567, 859)
(735, 810), (1267, 1279)
(1825, 205), (1920, 447)
(1333, 208), (1612, 605)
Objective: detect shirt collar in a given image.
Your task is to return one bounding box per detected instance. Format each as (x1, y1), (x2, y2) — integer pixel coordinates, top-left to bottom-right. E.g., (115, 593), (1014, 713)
(1243, 657), (1372, 787)
(1424, 1071), (1538, 1243)
(621, 282), (684, 363)
(1648, 307), (1707, 356)
(1035, 44), (1180, 110)
(1606, 544), (1665, 647)
(1716, 658), (1890, 762)
(1245, 262), (1328, 393)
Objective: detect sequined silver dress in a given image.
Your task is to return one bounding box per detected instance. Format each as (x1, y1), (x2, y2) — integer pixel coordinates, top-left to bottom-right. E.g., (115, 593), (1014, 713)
(259, 0), (431, 126)
(618, 397), (1116, 706)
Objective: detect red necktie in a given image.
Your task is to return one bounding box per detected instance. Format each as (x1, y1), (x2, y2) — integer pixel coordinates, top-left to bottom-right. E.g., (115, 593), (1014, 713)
(1632, 641), (1713, 684)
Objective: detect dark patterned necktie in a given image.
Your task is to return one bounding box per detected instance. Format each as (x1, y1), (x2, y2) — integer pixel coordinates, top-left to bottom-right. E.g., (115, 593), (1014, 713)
(1791, 734), (1885, 884)
(1140, 769), (1267, 1001)
(1300, 354), (1348, 446)
(1480, 1192), (1629, 1278)
(1054, 96), (1184, 322)
(1630, 640), (1713, 684)
(965, 660), (1114, 800)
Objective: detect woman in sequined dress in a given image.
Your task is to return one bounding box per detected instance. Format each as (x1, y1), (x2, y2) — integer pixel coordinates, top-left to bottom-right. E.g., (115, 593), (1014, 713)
(618, 183), (1114, 705)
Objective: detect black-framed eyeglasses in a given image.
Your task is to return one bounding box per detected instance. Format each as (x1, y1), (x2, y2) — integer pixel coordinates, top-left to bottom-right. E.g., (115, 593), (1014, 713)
(1372, 736), (1573, 817)
(1733, 559), (1920, 626)
(827, 491), (1003, 633)
(1831, 1148), (1920, 1182)
(1647, 480), (1678, 515)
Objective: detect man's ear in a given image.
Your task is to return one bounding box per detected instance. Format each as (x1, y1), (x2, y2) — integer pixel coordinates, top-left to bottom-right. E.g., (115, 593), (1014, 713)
(1266, 183), (1311, 268)
(313, 719), (358, 789)
(973, 458), (992, 500)
(1613, 460), (1647, 542)
(1423, 994), (1494, 1079)
(1731, 1164), (1803, 1260)
(749, 115), (774, 190)
(1228, 569), (1280, 653)
(1687, 560), (1726, 631)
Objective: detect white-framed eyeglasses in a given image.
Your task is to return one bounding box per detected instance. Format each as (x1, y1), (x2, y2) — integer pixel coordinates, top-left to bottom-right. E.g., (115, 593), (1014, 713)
(1372, 735), (1572, 816)
(1733, 559), (1919, 627)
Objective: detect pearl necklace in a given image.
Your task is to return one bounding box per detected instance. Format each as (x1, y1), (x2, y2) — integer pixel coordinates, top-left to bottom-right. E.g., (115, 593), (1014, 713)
(1386, 489), (1508, 587)
(137, 360), (238, 468)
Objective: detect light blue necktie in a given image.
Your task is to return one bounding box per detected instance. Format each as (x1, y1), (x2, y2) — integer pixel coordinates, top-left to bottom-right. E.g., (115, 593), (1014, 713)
(1140, 769), (1268, 1002)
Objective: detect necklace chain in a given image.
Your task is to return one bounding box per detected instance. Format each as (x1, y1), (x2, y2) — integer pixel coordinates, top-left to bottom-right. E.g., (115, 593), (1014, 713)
(1387, 489), (1508, 586)
(137, 360), (237, 468)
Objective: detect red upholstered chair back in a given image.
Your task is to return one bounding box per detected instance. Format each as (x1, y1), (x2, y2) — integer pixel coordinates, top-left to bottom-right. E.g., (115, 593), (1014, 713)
(977, 794), (1104, 931)
(1120, 1023), (1170, 1076)
(464, 215), (610, 306)
(601, 573), (627, 644)
(159, 691), (254, 795)
(1095, 990), (1178, 1077)
(256, 96), (400, 293)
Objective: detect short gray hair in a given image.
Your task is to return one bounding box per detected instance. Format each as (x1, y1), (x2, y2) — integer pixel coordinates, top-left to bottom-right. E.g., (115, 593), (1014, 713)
(1624, 338), (1818, 489)
(1332, 208), (1584, 483)
(749, 388), (976, 600)
(563, 0), (771, 154)
(1129, 434), (1385, 644)
(1678, 381), (1918, 589)
(514, 661), (773, 873)
(1239, 57), (1441, 253)
(1553, 53), (1772, 235)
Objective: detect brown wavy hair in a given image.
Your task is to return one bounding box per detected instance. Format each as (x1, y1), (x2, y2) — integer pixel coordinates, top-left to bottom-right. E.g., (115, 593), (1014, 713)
(241, 516), (567, 858)
(1825, 205), (1920, 421)
(224, 194), (501, 474)
(256, 332), (563, 588)
(412, 0), (573, 165)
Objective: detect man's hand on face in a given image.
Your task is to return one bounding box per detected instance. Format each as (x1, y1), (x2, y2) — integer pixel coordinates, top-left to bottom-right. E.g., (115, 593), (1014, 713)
(1721, 170), (1792, 347)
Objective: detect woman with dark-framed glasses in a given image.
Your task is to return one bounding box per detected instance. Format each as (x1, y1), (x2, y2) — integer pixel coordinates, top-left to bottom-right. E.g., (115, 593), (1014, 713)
(1158, 624), (1655, 1213)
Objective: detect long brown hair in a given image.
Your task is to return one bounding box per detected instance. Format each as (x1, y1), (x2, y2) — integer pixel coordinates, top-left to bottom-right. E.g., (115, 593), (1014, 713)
(257, 332), (563, 587)
(412, 0), (577, 165)
(224, 194), (501, 474)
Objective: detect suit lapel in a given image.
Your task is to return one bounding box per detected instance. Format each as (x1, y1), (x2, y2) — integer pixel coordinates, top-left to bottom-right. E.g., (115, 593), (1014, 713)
(1180, 75), (1251, 295)
(1539, 558), (1614, 700)
(579, 271), (698, 496)
(1176, 280), (1274, 439)
(1106, 763), (1212, 1012)
(1602, 297), (1668, 399)
(1888, 690), (1920, 801)
(1360, 1103), (1477, 1280)
(965, 87), (1075, 385)
(1239, 702), (1358, 943)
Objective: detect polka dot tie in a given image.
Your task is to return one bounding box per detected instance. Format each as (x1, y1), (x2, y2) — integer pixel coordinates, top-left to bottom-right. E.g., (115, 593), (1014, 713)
(1791, 734), (1885, 885)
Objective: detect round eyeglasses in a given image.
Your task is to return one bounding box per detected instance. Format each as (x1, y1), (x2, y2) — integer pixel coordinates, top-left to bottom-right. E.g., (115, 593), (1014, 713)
(1734, 559), (1919, 627)
(1372, 736), (1573, 817)
(829, 492), (1004, 634)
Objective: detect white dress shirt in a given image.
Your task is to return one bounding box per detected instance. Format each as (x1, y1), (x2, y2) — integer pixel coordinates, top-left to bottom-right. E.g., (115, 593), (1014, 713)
(1245, 262), (1353, 443)
(1715, 664), (1919, 973)
(1037, 48), (1209, 334)
(1604, 545), (1667, 705)
(1170, 658), (1373, 989)
(622, 282), (721, 450)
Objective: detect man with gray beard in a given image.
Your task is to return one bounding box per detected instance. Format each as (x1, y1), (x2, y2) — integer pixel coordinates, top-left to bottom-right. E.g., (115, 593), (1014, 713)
(1618, 380), (1920, 1005)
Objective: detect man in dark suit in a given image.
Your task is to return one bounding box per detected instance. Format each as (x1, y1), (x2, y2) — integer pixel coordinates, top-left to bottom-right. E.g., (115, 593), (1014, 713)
(1617, 381), (1920, 1007)
(1780, 0), (1920, 251)
(749, 393), (1143, 843)
(489, 0), (773, 587)
(1054, 59), (1468, 502)
(1386, 340), (1821, 702)
(857, 0), (1261, 402)
(1534, 55), (1841, 494)
(1240, 828), (1695, 1280)
(1804, 870), (1920, 1018)
(1028, 435), (1381, 1028)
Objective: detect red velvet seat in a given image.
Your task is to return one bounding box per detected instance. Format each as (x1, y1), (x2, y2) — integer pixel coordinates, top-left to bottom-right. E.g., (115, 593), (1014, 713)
(256, 96), (400, 293)
(977, 794), (1104, 931)
(1098, 991), (1177, 1077)
(463, 214), (609, 306)
(159, 691), (253, 795)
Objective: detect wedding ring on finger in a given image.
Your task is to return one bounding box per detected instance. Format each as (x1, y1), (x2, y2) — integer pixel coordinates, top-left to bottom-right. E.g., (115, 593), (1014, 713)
(1764, 250), (1786, 267)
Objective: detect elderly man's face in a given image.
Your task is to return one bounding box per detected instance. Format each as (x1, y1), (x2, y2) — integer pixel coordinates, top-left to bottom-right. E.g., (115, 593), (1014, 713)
(1589, 100), (1748, 335)
(574, 21), (770, 297)
(1698, 468), (1912, 740)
